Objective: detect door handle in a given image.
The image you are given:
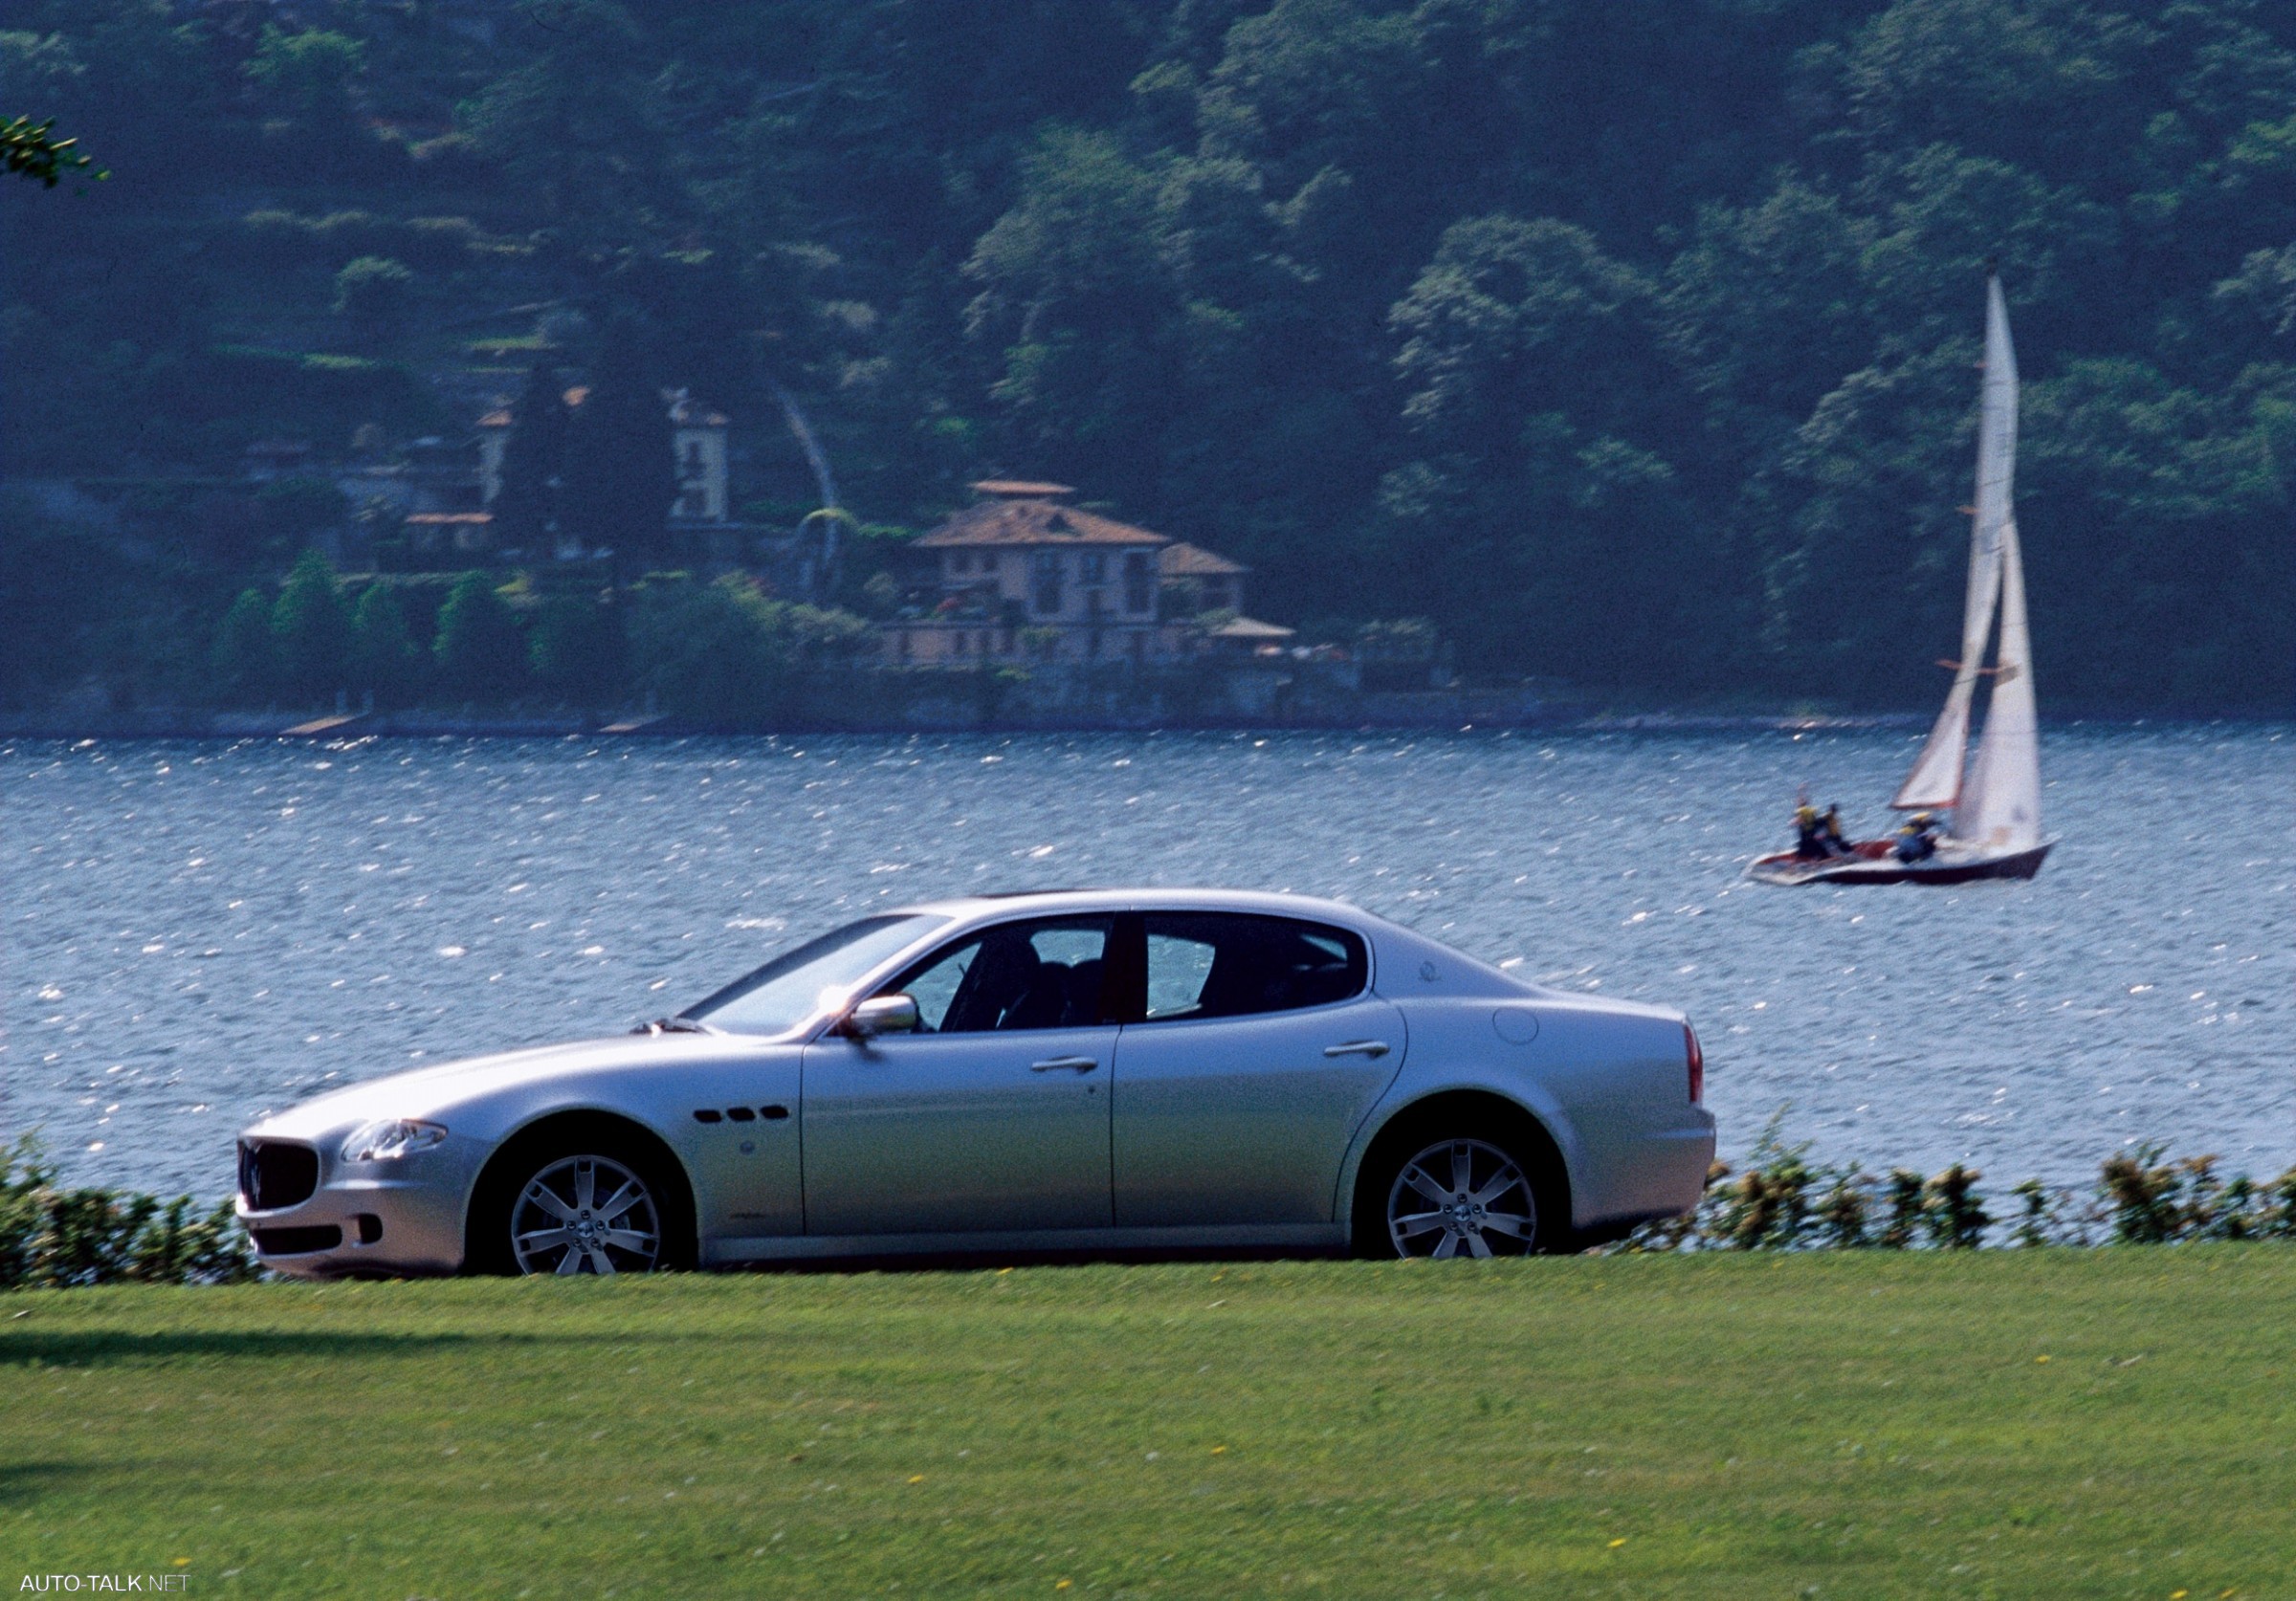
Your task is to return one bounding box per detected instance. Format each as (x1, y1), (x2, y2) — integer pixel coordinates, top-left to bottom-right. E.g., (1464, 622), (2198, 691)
(1324, 1040), (1391, 1059)
(1030, 1056), (1097, 1073)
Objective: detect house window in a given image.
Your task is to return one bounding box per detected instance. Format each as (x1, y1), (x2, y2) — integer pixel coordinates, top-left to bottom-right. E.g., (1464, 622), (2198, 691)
(1122, 552), (1154, 614)
(1031, 552), (1064, 616)
(1081, 552), (1107, 584)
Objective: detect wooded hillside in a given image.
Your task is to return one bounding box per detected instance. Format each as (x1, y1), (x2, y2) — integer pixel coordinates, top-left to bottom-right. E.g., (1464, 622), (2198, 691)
(5, 0), (2291, 708)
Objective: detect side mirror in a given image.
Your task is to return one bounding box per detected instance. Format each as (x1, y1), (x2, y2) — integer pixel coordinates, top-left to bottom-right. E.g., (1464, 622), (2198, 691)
(844, 994), (920, 1039)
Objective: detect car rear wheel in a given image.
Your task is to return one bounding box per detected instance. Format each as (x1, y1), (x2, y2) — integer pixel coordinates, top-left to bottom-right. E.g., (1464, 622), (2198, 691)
(1378, 1136), (1541, 1259)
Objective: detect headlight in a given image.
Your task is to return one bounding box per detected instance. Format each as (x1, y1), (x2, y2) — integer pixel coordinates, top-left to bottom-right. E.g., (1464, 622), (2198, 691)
(340, 1119), (448, 1163)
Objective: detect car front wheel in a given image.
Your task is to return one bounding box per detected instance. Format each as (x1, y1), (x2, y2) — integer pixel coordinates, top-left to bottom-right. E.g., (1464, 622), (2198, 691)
(507, 1151), (664, 1275)
(468, 1124), (693, 1277)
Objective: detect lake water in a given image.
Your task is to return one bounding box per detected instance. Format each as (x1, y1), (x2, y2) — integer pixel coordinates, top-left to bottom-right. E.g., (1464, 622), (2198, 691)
(4, 725), (2289, 1204)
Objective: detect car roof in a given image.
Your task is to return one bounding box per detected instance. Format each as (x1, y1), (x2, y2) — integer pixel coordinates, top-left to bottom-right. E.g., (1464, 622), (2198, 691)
(894, 888), (1382, 926)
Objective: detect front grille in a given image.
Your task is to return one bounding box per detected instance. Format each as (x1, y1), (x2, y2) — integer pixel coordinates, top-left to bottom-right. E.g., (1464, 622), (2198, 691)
(251, 1224), (342, 1256)
(237, 1140), (319, 1211)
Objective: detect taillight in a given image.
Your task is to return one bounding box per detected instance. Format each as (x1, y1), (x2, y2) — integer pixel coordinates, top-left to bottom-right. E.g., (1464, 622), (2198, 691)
(1685, 1023), (1705, 1105)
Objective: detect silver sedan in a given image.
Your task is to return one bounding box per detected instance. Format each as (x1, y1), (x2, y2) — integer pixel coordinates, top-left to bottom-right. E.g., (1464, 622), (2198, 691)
(235, 889), (1714, 1276)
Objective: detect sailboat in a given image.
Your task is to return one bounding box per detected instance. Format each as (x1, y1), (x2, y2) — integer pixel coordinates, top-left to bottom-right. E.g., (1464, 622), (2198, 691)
(1748, 273), (2055, 888)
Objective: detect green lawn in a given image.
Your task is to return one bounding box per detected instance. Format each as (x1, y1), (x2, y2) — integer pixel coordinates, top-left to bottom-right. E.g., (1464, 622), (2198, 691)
(3, 1249), (2290, 1599)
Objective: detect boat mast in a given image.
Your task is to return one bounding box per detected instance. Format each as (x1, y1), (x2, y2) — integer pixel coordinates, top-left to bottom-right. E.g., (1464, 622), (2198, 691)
(1890, 268), (2016, 813)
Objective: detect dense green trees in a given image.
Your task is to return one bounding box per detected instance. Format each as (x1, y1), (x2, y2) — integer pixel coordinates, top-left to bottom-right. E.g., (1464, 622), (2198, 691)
(3, 0), (2290, 709)
(560, 322), (676, 578)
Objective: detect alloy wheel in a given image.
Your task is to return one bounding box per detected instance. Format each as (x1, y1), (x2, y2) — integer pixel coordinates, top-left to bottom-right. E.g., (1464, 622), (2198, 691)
(1385, 1138), (1537, 1259)
(509, 1153), (662, 1276)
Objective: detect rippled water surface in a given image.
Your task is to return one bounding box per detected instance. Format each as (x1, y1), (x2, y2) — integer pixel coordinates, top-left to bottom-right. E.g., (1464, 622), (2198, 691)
(5, 726), (2289, 1200)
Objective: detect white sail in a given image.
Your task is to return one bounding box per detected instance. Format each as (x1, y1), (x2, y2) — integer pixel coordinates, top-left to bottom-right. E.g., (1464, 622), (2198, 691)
(1892, 272), (2019, 812)
(1954, 516), (2042, 848)
(1891, 545), (1999, 809)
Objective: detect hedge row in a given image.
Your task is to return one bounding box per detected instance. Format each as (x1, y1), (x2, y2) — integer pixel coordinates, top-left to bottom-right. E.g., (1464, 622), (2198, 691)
(1622, 1131), (2296, 1253)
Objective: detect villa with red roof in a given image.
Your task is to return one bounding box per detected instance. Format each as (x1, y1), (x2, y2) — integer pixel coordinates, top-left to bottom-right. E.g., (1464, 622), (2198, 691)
(884, 481), (1292, 668)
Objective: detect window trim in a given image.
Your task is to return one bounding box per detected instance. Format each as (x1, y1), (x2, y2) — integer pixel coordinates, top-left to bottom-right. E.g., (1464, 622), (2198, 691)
(1120, 911), (1372, 1026)
(876, 912), (1122, 1034)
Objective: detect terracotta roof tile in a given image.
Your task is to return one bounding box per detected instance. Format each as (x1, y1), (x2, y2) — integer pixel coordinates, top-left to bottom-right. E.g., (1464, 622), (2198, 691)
(971, 479), (1075, 497)
(404, 512), (494, 525)
(917, 499), (1169, 549)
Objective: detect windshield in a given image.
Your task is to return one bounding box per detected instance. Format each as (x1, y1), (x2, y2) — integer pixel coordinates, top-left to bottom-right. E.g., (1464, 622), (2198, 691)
(681, 914), (948, 1036)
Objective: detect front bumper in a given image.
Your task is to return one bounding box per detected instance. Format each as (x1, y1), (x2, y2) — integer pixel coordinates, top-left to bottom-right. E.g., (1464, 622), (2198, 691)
(235, 1133), (484, 1278)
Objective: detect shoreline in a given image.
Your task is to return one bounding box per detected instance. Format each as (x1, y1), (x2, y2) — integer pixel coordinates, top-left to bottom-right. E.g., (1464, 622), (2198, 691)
(6, 707), (2269, 741)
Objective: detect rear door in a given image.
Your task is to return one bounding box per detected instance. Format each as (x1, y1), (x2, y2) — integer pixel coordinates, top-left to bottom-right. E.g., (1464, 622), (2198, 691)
(801, 915), (1115, 1236)
(1111, 911), (1404, 1227)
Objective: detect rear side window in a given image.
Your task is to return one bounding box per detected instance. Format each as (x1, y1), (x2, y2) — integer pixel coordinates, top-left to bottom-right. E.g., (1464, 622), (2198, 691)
(1140, 913), (1367, 1021)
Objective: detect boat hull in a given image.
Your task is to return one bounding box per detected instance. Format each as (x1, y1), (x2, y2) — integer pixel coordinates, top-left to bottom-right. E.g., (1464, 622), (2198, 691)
(1745, 840), (2053, 888)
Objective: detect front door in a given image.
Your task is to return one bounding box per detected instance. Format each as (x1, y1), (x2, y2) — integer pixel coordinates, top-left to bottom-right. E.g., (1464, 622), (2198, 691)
(1112, 911), (1405, 1227)
(801, 915), (1115, 1236)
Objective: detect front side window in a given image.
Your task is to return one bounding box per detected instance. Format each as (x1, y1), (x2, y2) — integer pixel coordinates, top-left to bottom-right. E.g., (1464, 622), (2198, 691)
(885, 916), (1113, 1033)
(682, 914), (949, 1035)
(1140, 913), (1366, 1020)
(1123, 551), (1154, 613)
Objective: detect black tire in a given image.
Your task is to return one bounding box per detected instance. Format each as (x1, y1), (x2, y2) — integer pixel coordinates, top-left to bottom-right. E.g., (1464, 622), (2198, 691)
(1351, 1108), (1566, 1259)
(465, 1117), (695, 1276)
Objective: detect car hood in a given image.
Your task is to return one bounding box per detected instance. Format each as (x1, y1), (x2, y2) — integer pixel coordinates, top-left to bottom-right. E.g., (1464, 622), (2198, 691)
(242, 1032), (780, 1142)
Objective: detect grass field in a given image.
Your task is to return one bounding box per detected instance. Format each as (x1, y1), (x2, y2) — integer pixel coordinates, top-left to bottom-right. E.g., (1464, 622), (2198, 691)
(2, 1249), (2291, 1599)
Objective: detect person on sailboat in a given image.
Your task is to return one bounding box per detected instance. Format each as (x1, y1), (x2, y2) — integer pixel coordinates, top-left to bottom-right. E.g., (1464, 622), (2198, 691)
(1794, 801), (1828, 860)
(1894, 812), (1941, 863)
(1819, 805), (1850, 856)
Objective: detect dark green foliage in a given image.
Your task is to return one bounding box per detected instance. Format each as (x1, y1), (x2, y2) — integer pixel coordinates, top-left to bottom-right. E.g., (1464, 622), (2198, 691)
(210, 587), (276, 702)
(491, 366), (570, 553)
(7, 0), (2292, 706)
(1922, 1164), (1990, 1249)
(431, 571), (527, 700)
(561, 321), (676, 577)
(271, 549), (349, 701)
(349, 581), (423, 704)
(2, 113), (103, 187)
(528, 592), (623, 703)
(1623, 1140), (2296, 1252)
(1877, 1170), (1928, 1249)
(332, 256), (413, 342)
(254, 477), (349, 546)
(243, 26), (364, 121)
(0, 1136), (254, 1288)
(624, 576), (875, 724)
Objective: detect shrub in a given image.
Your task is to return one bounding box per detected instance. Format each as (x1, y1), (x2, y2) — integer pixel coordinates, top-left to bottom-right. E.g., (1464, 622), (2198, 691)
(333, 255), (413, 339)
(1616, 1139), (2296, 1254)
(528, 593), (623, 703)
(626, 576), (784, 722)
(272, 548), (350, 702)
(431, 571), (526, 701)
(1921, 1164), (1989, 1249)
(211, 586), (276, 702)
(0, 1136), (256, 1289)
(350, 581), (423, 704)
